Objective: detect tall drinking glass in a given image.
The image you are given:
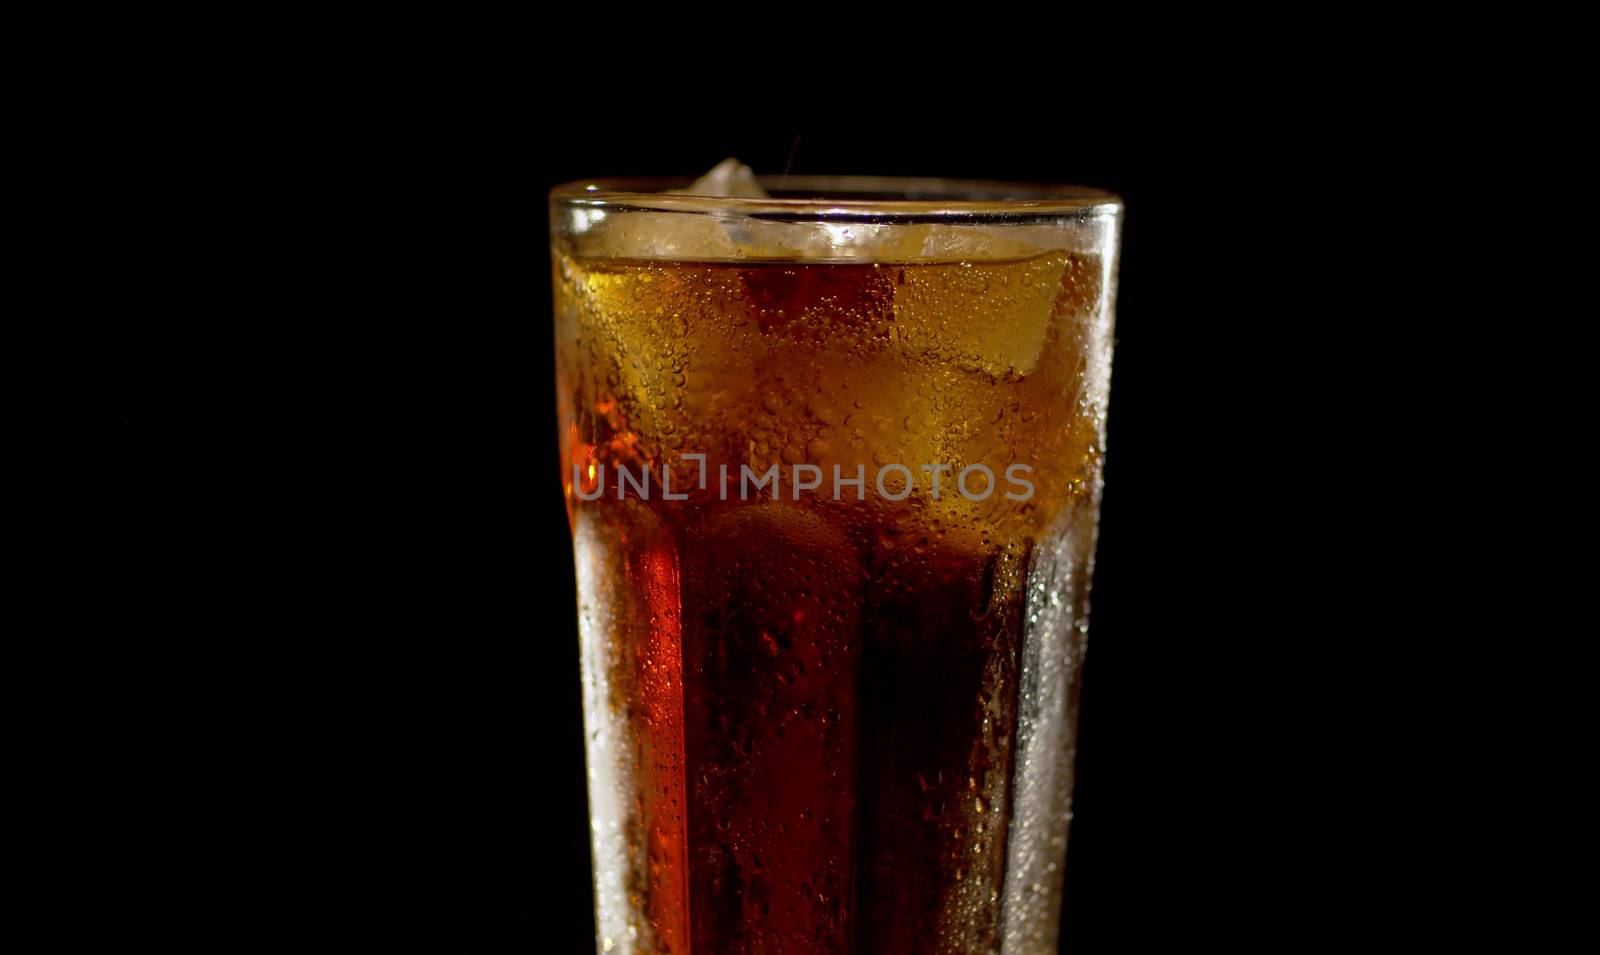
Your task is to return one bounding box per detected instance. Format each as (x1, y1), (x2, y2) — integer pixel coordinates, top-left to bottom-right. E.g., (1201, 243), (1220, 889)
(551, 176), (1122, 954)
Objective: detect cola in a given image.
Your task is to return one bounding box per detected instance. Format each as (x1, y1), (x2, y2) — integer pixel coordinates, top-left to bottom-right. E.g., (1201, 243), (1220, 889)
(552, 178), (1119, 954)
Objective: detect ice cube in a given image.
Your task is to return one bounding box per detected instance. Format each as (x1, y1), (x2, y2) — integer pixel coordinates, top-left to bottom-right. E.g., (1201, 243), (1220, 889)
(577, 210), (743, 260)
(890, 253), (1075, 378)
(671, 157), (769, 198)
(574, 159), (768, 259)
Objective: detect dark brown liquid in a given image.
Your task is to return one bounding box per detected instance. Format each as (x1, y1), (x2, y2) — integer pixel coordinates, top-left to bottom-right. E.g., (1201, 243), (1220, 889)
(558, 252), (1109, 953)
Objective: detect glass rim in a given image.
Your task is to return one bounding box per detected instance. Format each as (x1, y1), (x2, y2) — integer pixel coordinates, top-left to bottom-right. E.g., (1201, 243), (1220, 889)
(549, 175), (1122, 221)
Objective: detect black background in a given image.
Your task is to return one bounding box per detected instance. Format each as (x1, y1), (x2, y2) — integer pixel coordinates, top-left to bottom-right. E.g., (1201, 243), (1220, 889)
(272, 126), (1319, 950)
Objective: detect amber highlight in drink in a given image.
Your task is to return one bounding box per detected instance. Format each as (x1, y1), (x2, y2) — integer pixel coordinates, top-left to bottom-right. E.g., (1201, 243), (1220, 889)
(552, 177), (1120, 955)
